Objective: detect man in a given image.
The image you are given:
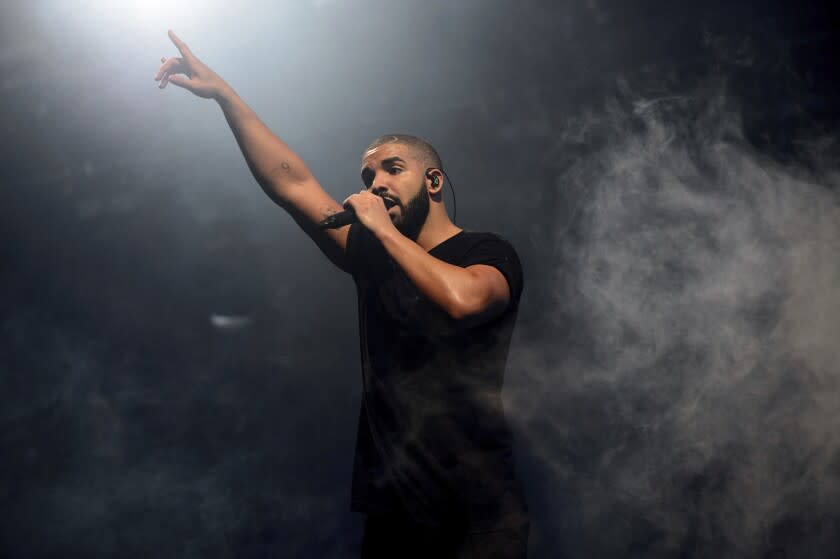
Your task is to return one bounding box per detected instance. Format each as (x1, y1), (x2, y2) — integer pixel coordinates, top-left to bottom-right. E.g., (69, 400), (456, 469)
(156, 30), (528, 558)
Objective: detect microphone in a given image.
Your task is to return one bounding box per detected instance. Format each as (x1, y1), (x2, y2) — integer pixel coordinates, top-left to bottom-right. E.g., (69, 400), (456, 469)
(318, 197), (396, 230)
(317, 207), (357, 230)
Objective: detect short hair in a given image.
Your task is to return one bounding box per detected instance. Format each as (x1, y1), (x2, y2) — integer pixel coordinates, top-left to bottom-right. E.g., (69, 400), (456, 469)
(363, 134), (442, 170)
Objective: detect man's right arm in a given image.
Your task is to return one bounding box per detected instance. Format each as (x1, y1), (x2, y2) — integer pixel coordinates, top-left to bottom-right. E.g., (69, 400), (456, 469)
(156, 31), (351, 272)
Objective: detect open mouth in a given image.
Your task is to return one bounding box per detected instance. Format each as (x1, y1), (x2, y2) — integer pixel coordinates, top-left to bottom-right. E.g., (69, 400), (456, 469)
(381, 197), (399, 210)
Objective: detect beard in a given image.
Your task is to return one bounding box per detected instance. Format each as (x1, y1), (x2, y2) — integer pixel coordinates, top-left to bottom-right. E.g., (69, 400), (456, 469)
(392, 182), (429, 240)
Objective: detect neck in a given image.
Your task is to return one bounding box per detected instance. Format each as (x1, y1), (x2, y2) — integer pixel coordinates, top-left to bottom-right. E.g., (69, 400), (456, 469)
(414, 207), (462, 251)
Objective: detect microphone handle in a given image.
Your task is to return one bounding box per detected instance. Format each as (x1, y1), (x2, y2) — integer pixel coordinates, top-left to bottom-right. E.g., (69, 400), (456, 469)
(317, 197), (395, 230)
(317, 207), (357, 230)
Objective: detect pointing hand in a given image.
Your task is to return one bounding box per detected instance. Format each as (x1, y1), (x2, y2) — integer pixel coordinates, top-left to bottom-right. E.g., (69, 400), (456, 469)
(155, 30), (226, 99)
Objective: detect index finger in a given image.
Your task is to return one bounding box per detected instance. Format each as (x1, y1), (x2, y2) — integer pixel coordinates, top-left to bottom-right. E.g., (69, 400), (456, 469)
(167, 29), (192, 58)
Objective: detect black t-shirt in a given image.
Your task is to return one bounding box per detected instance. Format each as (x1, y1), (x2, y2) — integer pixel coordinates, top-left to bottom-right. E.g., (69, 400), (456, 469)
(345, 223), (528, 531)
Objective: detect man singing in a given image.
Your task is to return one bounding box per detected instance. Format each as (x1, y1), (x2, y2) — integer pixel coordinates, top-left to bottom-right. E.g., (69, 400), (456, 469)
(156, 30), (529, 559)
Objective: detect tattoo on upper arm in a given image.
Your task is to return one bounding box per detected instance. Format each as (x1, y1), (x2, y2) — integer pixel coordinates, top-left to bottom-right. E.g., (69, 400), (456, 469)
(267, 162), (292, 179)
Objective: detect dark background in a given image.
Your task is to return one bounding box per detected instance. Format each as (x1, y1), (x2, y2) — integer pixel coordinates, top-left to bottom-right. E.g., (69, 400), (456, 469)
(2, 1), (839, 557)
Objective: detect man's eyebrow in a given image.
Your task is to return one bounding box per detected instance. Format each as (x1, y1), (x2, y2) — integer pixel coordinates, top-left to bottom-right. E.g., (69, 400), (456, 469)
(381, 156), (407, 166)
(360, 156), (407, 173)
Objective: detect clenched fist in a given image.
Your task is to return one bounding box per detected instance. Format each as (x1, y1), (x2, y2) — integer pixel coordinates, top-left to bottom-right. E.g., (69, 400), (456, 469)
(342, 190), (398, 237)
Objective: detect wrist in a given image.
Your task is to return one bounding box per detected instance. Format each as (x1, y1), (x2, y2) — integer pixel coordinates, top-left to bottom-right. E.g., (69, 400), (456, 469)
(213, 81), (236, 105)
(374, 221), (402, 248)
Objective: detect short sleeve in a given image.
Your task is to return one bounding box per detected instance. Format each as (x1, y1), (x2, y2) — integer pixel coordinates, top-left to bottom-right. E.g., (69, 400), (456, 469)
(459, 235), (524, 308)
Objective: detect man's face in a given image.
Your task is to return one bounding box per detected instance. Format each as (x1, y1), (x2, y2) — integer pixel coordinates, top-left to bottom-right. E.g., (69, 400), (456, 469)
(360, 143), (430, 239)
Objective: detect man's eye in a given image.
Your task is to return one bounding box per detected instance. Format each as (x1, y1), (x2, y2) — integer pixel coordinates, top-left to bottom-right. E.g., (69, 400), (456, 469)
(388, 167), (402, 175)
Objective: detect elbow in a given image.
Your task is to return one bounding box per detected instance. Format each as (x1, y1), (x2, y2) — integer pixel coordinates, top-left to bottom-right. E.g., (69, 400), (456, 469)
(446, 304), (470, 322)
(445, 292), (488, 322)
(260, 166), (313, 203)
(261, 176), (309, 208)
(445, 284), (509, 325)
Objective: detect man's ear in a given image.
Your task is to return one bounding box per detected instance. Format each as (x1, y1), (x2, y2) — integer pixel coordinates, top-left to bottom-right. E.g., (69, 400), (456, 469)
(425, 168), (443, 194)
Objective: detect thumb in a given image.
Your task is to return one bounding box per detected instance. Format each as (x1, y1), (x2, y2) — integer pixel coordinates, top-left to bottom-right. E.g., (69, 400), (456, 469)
(167, 74), (195, 90)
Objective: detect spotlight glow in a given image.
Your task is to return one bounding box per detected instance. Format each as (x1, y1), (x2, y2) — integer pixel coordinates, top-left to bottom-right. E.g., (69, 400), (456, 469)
(41, 0), (217, 34)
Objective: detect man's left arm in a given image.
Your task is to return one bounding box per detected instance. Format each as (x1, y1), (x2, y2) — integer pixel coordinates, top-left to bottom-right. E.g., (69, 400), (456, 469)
(383, 228), (510, 323)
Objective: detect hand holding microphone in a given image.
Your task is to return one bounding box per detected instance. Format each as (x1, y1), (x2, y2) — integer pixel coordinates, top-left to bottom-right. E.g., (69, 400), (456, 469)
(318, 189), (397, 230)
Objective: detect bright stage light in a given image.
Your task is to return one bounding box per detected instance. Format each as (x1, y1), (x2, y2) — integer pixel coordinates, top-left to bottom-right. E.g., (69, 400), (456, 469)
(125, 0), (170, 23)
(42, 0), (218, 35)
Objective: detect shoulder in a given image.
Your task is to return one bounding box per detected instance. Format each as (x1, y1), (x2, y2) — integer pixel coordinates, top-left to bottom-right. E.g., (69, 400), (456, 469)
(456, 231), (521, 264)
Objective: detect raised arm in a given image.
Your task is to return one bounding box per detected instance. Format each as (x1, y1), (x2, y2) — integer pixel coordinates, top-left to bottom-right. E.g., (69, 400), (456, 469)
(155, 30), (351, 272)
